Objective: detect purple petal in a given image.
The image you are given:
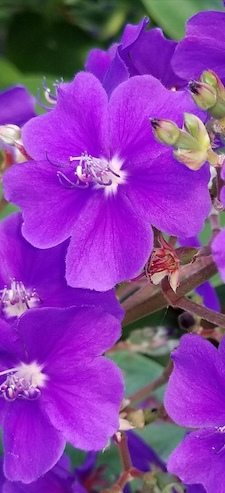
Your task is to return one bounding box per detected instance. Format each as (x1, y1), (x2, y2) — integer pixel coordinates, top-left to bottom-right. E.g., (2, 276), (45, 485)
(167, 430), (225, 493)
(85, 49), (112, 83)
(172, 12), (225, 82)
(0, 86), (36, 127)
(42, 356), (123, 450)
(22, 72), (109, 163)
(66, 191), (153, 290)
(3, 400), (65, 483)
(212, 228), (225, 282)
(127, 430), (166, 472)
(16, 307), (121, 363)
(128, 28), (186, 89)
(102, 50), (129, 98)
(4, 160), (89, 248)
(164, 334), (225, 428)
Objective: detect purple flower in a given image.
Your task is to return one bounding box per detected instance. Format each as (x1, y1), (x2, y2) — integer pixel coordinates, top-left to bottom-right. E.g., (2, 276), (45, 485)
(0, 212), (123, 321)
(0, 86), (36, 127)
(85, 19), (186, 94)
(3, 72), (211, 291)
(172, 11), (225, 84)
(0, 306), (123, 483)
(164, 334), (225, 493)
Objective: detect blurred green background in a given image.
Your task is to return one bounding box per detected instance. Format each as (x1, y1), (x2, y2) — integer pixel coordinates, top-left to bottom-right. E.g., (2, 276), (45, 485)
(0, 0), (224, 94)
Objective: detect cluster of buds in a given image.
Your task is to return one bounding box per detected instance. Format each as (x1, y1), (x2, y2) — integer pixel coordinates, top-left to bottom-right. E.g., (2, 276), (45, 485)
(150, 112), (224, 170)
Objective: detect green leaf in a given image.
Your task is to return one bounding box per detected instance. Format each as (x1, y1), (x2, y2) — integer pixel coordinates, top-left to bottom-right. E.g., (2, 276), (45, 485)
(141, 0), (224, 39)
(0, 57), (21, 89)
(5, 11), (93, 78)
(111, 350), (165, 400)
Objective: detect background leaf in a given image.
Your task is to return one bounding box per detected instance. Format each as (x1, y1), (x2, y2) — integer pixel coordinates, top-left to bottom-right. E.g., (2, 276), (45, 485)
(141, 0), (224, 39)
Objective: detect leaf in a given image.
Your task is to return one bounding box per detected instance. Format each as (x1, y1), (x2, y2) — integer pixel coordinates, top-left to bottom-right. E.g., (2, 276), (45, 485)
(141, 0), (224, 39)
(5, 11), (93, 78)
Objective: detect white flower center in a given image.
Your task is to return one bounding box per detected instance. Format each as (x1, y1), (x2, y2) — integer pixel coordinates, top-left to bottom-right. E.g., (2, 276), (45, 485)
(0, 362), (47, 401)
(56, 152), (127, 195)
(0, 279), (41, 318)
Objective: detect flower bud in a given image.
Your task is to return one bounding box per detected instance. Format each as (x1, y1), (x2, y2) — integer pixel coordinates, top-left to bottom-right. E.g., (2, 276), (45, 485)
(0, 124), (21, 145)
(183, 113), (211, 148)
(150, 118), (180, 146)
(188, 80), (217, 110)
(173, 147), (208, 170)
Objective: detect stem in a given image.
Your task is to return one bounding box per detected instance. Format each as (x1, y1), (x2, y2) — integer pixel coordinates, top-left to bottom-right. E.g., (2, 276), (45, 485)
(122, 257), (218, 327)
(0, 196), (8, 215)
(165, 292), (225, 328)
(118, 432), (133, 471)
(128, 359), (173, 405)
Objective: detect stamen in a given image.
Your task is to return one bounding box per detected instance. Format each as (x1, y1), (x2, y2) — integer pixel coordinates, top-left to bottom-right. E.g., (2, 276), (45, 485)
(36, 77), (63, 111)
(46, 150), (126, 193)
(0, 279), (42, 318)
(196, 426), (225, 455)
(0, 362), (46, 402)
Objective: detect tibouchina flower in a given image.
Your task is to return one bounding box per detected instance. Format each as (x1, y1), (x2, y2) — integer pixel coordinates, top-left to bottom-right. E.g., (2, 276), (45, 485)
(172, 10), (225, 84)
(4, 72), (211, 291)
(0, 307), (123, 483)
(0, 212), (123, 320)
(164, 334), (225, 493)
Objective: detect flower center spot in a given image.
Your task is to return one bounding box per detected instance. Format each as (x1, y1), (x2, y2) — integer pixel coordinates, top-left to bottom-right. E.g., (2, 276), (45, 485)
(0, 279), (42, 318)
(0, 362), (47, 402)
(55, 152), (126, 194)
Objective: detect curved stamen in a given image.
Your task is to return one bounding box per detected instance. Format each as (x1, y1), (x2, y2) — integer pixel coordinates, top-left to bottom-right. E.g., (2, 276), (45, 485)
(196, 426), (225, 455)
(57, 171), (88, 189)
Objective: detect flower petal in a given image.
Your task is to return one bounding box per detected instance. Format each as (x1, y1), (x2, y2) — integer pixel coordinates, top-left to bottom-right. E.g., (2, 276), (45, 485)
(164, 334), (225, 428)
(66, 191), (153, 290)
(22, 72), (109, 162)
(42, 357), (123, 450)
(3, 400), (65, 483)
(172, 12), (225, 82)
(0, 86), (35, 127)
(3, 160), (89, 248)
(17, 306), (121, 364)
(167, 430), (225, 493)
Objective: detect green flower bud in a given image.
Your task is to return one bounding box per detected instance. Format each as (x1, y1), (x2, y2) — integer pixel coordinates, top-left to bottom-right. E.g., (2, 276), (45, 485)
(150, 118), (180, 146)
(173, 148), (208, 170)
(183, 113), (210, 148)
(188, 80), (217, 110)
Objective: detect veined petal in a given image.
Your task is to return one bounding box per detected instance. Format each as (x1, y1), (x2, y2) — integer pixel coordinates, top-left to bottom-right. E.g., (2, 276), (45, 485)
(22, 72), (109, 163)
(3, 400), (65, 483)
(172, 12), (225, 82)
(16, 307), (121, 364)
(42, 357), (123, 450)
(66, 191), (153, 290)
(4, 160), (89, 248)
(167, 430), (225, 493)
(164, 334), (225, 428)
